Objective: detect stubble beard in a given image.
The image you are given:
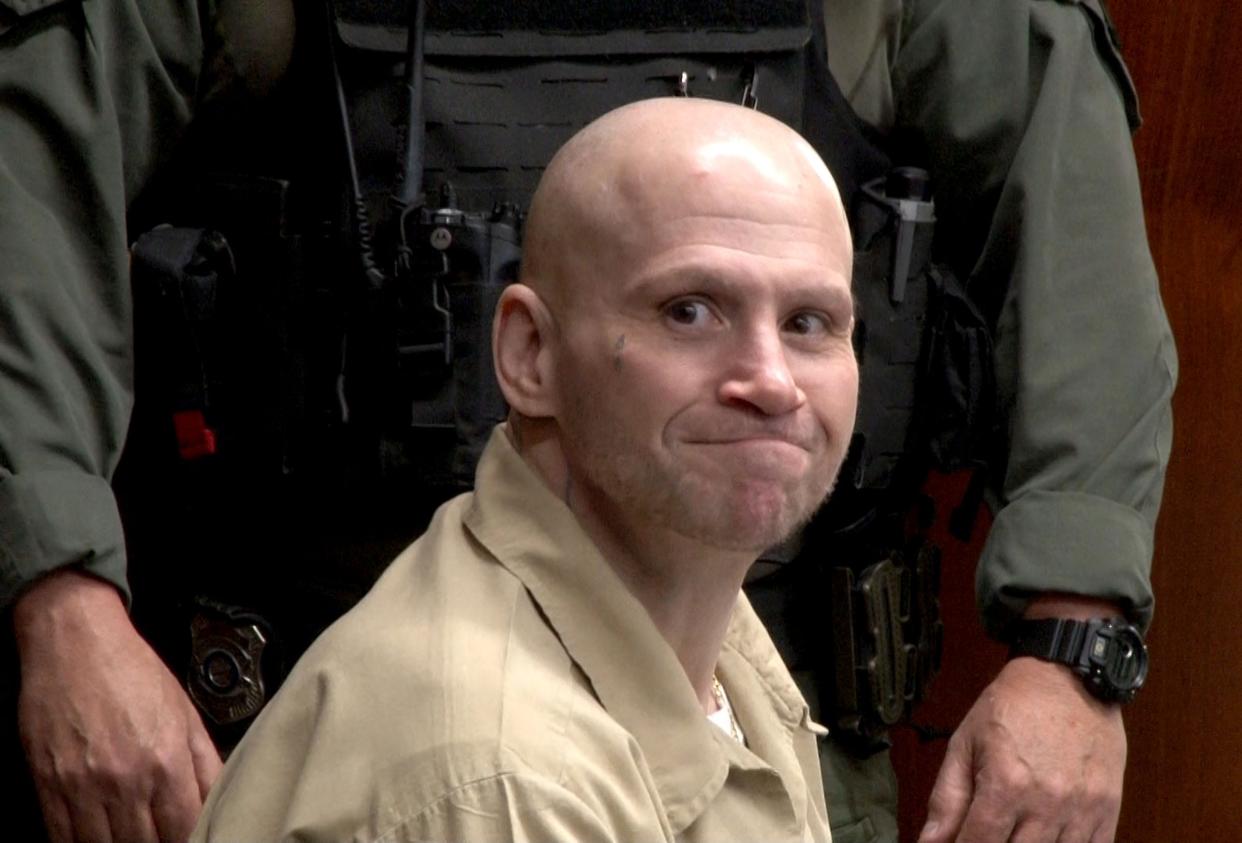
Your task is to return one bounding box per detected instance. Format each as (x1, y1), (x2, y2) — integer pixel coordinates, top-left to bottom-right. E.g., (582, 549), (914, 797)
(575, 442), (842, 555)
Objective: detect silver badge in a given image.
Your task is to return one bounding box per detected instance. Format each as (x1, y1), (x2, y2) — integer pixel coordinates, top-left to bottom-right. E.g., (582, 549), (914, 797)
(187, 611), (268, 726)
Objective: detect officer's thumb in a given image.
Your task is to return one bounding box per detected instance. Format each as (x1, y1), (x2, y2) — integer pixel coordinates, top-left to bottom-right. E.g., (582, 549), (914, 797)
(917, 738), (973, 843)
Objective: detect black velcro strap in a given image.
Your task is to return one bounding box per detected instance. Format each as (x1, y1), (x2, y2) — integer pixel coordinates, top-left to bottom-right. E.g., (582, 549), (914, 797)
(335, 0), (806, 33)
(1009, 618), (1086, 664)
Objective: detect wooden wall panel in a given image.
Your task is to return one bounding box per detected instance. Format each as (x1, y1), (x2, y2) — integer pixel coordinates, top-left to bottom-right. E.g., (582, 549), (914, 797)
(894, 2), (1242, 839)
(1109, 2), (1242, 840)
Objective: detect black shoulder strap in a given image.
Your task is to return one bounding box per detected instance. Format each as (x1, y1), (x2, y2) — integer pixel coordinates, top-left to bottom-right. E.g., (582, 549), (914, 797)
(800, 0), (893, 211)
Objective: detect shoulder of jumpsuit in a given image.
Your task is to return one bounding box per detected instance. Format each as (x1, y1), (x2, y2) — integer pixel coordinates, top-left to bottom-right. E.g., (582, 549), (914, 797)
(892, 0), (1141, 130)
(197, 491), (669, 841)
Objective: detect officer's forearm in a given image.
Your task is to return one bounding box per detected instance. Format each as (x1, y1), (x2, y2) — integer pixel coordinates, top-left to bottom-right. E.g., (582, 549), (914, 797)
(11, 569), (127, 658)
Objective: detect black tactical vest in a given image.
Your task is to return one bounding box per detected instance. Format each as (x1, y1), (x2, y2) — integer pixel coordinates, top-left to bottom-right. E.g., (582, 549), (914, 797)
(123, 0), (993, 750)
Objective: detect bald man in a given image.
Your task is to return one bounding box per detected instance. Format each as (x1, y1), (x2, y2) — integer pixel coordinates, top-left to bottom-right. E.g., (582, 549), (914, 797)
(191, 97), (854, 842)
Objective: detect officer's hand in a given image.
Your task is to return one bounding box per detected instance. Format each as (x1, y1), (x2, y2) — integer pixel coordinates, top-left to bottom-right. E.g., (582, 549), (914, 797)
(917, 657), (1126, 843)
(13, 570), (223, 843)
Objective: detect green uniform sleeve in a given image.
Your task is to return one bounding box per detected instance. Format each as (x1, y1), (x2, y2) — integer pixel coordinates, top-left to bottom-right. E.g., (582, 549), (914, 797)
(892, 0), (1177, 636)
(0, 0), (205, 609)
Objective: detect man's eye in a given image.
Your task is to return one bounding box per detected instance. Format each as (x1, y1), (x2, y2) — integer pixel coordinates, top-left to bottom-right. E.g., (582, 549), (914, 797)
(784, 311), (831, 336)
(665, 299), (712, 327)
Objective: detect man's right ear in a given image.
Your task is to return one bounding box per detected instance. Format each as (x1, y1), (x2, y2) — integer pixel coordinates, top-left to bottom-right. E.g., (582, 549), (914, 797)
(493, 283), (558, 418)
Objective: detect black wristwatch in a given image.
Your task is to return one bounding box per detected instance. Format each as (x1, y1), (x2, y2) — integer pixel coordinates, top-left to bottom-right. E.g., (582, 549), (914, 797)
(1008, 617), (1149, 704)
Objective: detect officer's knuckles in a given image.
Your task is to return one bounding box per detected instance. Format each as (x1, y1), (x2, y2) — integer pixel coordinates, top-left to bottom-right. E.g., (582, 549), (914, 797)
(17, 721), (88, 787)
(80, 746), (164, 799)
(927, 743), (973, 808)
(1088, 777), (1123, 811)
(1014, 757), (1078, 800)
(1080, 777), (1123, 828)
(146, 738), (192, 788)
(983, 760), (1036, 799)
(23, 745), (64, 789)
(955, 804), (1013, 843)
(924, 782), (961, 820)
(1008, 819), (1066, 843)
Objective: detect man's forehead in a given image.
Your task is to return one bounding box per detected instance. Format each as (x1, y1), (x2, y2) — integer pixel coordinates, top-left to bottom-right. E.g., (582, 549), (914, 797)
(691, 135), (838, 198)
(522, 98), (850, 303)
(557, 166), (851, 312)
(610, 166), (850, 266)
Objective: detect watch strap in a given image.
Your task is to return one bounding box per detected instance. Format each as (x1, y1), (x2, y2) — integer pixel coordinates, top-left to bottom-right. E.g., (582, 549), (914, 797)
(1008, 616), (1148, 704)
(1008, 618), (1091, 666)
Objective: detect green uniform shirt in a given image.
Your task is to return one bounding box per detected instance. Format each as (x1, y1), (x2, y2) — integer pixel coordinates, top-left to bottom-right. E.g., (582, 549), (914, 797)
(0, 0), (1175, 635)
(857, 0), (1176, 635)
(192, 427), (832, 842)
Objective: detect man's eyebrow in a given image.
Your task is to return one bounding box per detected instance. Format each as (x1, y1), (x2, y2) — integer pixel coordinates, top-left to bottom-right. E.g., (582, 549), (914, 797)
(782, 279), (856, 316)
(627, 269), (741, 299)
(630, 270), (855, 310)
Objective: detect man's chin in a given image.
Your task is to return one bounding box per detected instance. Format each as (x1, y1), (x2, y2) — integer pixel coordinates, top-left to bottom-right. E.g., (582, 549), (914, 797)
(678, 489), (819, 554)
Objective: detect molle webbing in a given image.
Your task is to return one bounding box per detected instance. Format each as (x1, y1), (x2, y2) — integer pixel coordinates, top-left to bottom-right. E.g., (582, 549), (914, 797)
(334, 0), (807, 35)
(334, 3), (816, 214)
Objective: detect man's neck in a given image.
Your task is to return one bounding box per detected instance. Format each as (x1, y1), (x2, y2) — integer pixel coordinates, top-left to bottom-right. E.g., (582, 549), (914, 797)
(513, 424), (752, 712)
(603, 538), (751, 714)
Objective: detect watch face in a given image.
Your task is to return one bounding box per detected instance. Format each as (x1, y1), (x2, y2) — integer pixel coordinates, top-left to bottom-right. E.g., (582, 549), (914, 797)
(1087, 623), (1149, 703)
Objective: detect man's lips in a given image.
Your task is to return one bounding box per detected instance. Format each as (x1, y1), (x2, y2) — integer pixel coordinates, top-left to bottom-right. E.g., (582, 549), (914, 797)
(677, 414), (823, 454)
(680, 437), (821, 475)
(683, 424), (819, 450)
(687, 436), (811, 450)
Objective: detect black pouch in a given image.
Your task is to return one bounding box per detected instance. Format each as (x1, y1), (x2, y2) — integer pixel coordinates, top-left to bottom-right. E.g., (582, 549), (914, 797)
(124, 216), (388, 749)
(922, 264), (995, 474)
(783, 166), (994, 752)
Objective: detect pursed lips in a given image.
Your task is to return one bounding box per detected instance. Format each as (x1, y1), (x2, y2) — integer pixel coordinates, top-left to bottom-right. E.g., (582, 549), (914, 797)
(682, 433), (816, 453)
(674, 413), (824, 457)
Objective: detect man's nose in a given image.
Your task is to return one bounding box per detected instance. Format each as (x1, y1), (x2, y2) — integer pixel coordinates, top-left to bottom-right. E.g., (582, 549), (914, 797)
(717, 329), (807, 416)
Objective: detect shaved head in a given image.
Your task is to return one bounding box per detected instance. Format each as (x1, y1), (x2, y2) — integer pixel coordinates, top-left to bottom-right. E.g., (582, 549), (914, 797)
(494, 94), (857, 562)
(520, 98), (851, 319)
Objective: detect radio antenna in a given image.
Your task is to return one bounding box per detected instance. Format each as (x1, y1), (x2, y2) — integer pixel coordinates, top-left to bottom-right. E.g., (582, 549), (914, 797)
(395, 0), (427, 210)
